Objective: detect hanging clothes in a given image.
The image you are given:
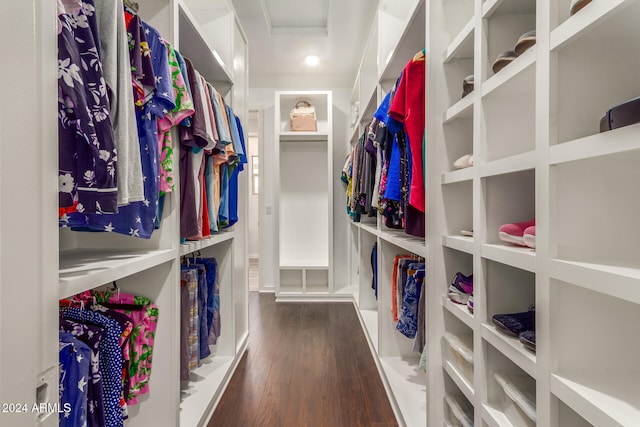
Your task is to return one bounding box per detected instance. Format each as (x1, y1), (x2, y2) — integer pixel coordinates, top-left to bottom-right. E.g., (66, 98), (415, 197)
(94, 0), (144, 206)
(57, 0), (118, 215)
(60, 307), (124, 427)
(92, 291), (159, 405)
(59, 332), (92, 427)
(180, 267), (199, 376)
(389, 49), (426, 213)
(60, 319), (107, 427)
(64, 17), (176, 239)
(396, 262), (426, 339)
(157, 40), (195, 195)
(389, 50), (426, 238)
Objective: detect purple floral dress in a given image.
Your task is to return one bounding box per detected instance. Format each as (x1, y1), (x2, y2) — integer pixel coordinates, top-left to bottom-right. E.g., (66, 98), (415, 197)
(57, 0), (118, 215)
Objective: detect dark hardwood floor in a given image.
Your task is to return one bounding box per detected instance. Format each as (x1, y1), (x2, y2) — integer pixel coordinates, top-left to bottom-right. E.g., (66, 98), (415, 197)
(209, 292), (398, 427)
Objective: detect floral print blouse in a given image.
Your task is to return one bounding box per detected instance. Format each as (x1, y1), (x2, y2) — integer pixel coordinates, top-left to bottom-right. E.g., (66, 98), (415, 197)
(57, 0), (118, 215)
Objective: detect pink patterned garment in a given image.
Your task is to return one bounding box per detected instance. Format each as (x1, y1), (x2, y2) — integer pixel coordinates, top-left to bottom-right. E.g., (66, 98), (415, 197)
(157, 41), (195, 194)
(93, 291), (159, 405)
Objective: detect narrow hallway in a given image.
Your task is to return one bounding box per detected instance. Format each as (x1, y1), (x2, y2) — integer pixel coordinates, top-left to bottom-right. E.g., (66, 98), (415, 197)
(210, 293), (398, 426)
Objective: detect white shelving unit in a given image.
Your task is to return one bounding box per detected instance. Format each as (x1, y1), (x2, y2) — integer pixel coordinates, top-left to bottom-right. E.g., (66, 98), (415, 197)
(345, 1), (428, 426)
(274, 90), (334, 300)
(1, 1), (249, 426)
(427, 0), (640, 426)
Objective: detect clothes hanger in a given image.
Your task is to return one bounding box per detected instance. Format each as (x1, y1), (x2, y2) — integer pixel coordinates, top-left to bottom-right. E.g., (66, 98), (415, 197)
(97, 281), (145, 311)
(123, 0), (139, 15)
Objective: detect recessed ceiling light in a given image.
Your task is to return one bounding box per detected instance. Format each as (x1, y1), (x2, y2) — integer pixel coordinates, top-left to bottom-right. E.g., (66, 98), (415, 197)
(305, 55), (319, 66)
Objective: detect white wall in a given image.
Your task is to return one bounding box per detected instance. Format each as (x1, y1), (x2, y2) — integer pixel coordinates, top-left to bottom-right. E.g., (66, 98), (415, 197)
(250, 87), (350, 292)
(247, 135), (259, 258)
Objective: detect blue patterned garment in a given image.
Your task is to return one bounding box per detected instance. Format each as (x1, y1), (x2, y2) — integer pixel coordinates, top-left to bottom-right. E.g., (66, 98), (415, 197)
(57, 0), (118, 215)
(60, 319), (106, 427)
(59, 332), (91, 427)
(61, 308), (123, 427)
(65, 19), (176, 239)
(396, 263), (425, 339)
(195, 258), (218, 342)
(193, 264), (211, 361)
(226, 115), (247, 228)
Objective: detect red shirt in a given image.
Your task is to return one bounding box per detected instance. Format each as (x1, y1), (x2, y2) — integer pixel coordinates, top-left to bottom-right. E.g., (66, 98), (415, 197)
(389, 50), (425, 213)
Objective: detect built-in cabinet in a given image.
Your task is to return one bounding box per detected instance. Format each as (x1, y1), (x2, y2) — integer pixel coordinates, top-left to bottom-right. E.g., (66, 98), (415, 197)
(346, 0), (640, 426)
(427, 0), (640, 426)
(274, 91), (334, 299)
(1, 1), (249, 426)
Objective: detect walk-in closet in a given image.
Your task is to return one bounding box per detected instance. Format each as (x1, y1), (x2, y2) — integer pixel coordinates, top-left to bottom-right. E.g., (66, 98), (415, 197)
(3, 0), (639, 426)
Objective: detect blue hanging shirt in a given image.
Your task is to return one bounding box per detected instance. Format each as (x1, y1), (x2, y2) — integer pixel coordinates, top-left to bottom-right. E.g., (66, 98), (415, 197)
(64, 20), (176, 238)
(59, 332), (91, 427)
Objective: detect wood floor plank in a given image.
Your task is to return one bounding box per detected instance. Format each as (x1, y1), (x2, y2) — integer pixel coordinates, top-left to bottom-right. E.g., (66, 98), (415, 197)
(209, 293), (399, 427)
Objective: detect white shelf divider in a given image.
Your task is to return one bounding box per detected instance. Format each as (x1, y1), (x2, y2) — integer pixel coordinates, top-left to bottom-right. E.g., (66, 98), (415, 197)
(480, 151), (536, 178)
(481, 244), (536, 273)
(443, 94), (474, 124)
(551, 372), (640, 427)
(482, 404), (515, 427)
(278, 131), (330, 141)
(549, 259), (640, 305)
(177, 1), (232, 83)
(481, 323), (536, 379)
(549, 122), (640, 165)
(379, 230), (427, 258)
(59, 248), (178, 299)
(442, 235), (474, 254)
(443, 17), (475, 63)
(358, 308), (379, 353)
(482, 47), (536, 98)
(481, 0), (536, 19)
(444, 361), (475, 403)
(179, 231), (235, 256)
(443, 297), (474, 329)
(179, 355), (235, 427)
(442, 167), (474, 185)
(550, 0), (627, 52)
(379, 356), (427, 427)
(360, 222), (380, 237)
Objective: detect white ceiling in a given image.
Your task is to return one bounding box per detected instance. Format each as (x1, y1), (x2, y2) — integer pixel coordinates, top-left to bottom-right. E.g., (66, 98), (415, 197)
(231, 0), (377, 89)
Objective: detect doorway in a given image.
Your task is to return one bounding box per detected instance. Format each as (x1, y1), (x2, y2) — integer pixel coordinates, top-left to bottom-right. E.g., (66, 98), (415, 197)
(247, 109), (261, 291)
